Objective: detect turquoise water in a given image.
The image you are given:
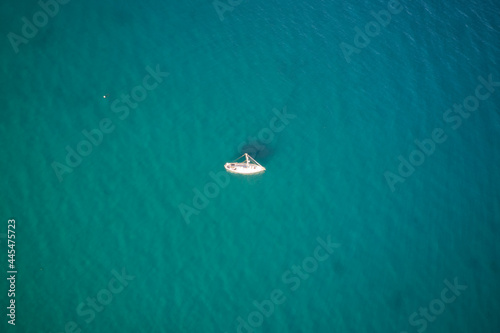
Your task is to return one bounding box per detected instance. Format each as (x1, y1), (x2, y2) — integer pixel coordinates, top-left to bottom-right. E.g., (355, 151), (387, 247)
(1, 0), (499, 332)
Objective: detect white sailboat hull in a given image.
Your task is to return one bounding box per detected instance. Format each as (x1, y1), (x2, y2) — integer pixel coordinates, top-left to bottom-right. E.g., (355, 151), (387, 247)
(224, 163), (265, 175)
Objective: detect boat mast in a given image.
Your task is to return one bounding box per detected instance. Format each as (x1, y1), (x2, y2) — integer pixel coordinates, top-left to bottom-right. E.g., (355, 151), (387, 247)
(246, 154), (263, 167)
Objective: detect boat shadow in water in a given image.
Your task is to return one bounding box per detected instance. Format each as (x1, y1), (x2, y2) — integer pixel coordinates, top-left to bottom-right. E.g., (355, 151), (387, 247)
(239, 142), (273, 161)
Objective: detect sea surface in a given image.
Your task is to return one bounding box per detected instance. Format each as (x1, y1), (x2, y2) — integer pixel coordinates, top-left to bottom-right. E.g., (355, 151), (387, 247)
(0, 0), (499, 332)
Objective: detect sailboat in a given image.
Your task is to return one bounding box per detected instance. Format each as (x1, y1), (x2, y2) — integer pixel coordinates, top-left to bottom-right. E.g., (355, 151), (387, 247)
(224, 153), (266, 175)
